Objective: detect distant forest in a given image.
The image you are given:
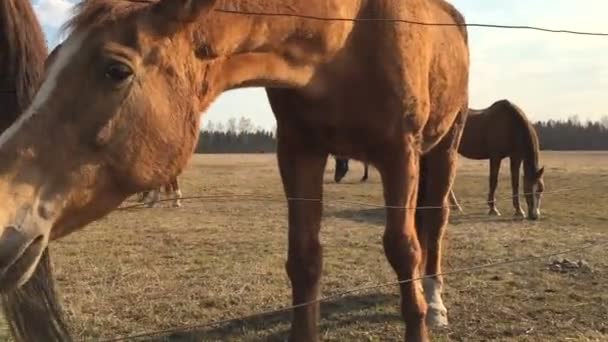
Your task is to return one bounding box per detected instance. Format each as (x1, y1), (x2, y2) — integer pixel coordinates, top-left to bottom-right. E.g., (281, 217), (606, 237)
(195, 115), (608, 153)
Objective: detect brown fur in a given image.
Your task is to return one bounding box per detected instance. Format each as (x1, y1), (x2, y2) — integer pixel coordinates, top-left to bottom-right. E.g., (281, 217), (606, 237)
(0, 1), (470, 340)
(455, 99), (545, 219)
(0, 0), (47, 132)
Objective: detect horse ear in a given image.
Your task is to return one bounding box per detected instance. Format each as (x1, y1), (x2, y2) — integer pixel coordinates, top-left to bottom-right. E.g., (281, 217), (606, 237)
(537, 166), (545, 178)
(45, 43), (62, 71)
(153, 0), (218, 27)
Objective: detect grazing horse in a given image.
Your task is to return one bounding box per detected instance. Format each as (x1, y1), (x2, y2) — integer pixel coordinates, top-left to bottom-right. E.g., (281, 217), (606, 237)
(0, 1), (469, 341)
(0, 2), (71, 342)
(456, 100), (545, 220)
(137, 177), (183, 208)
(334, 156), (369, 183)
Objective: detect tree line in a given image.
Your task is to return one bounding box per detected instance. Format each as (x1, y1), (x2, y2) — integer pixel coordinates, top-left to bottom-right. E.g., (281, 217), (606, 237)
(195, 117), (276, 153)
(195, 116), (608, 153)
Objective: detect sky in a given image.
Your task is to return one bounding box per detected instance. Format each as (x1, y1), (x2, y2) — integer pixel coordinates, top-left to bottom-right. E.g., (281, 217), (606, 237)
(32, 0), (608, 130)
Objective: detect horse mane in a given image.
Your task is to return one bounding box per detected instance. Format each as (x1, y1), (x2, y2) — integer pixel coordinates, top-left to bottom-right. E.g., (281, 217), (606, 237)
(495, 99), (541, 178)
(1, 249), (73, 342)
(62, 0), (156, 35)
(0, 0), (47, 124)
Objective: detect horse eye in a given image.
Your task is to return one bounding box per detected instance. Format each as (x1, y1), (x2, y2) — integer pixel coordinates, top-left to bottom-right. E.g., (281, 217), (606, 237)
(105, 62), (133, 82)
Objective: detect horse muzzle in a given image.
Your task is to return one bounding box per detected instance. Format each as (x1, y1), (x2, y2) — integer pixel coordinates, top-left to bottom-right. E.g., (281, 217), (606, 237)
(528, 208), (540, 221)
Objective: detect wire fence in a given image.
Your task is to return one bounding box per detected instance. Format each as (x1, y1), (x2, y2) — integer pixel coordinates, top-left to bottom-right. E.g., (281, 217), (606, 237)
(116, 185), (596, 212)
(20, 3), (607, 341)
(94, 183), (608, 341)
(100, 238), (607, 342)
(214, 8), (608, 37)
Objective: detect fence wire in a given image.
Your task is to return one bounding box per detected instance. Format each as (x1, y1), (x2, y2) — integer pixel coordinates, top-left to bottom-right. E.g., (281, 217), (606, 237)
(214, 8), (608, 37)
(100, 239), (607, 342)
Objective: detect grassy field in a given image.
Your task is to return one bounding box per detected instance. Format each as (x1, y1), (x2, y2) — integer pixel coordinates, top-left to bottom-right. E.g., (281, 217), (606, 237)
(3, 152), (607, 341)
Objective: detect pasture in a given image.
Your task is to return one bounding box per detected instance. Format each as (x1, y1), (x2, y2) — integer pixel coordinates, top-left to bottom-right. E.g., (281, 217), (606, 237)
(4, 151), (606, 341)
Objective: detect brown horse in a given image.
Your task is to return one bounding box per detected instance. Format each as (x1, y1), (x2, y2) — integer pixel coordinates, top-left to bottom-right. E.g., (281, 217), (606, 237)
(137, 177), (183, 208)
(333, 156), (369, 183)
(0, 1), (469, 341)
(0, 2), (72, 342)
(455, 99), (545, 220)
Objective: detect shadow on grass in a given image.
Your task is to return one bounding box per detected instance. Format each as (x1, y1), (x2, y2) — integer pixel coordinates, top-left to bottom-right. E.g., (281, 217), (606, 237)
(325, 207), (513, 227)
(141, 293), (399, 341)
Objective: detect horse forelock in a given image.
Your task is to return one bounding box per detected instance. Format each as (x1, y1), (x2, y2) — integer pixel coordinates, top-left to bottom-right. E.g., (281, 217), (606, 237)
(62, 0), (154, 36)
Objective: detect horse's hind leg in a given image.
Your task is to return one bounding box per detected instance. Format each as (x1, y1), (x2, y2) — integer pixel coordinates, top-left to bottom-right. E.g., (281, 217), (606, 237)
(137, 191), (149, 203)
(448, 188), (462, 212)
(510, 157), (525, 218)
(377, 136), (428, 342)
(277, 124), (327, 342)
(361, 162), (369, 182)
(145, 188), (161, 208)
(487, 157), (501, 216)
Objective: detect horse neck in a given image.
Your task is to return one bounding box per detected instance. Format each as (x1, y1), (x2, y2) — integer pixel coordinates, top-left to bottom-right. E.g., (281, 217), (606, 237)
(512, 108), (540, 179)
(0, 0), (47, 124)
(196, 0), (362, 93)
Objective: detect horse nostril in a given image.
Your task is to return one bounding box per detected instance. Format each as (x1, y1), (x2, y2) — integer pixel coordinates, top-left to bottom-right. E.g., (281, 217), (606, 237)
(3, 225), (22, 235)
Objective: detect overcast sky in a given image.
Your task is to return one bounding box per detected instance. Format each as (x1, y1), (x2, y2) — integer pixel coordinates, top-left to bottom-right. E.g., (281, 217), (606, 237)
(33, 0), (608, 129)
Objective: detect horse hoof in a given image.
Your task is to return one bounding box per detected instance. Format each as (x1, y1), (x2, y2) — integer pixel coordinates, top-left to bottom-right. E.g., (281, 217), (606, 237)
(514, 210), (526, 219)
(426, 306), (449, 328)
(488, 209), (501, 216)
(173, 202), (182, 208)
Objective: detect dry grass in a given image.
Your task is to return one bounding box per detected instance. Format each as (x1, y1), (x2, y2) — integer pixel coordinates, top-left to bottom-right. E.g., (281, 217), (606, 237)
(3, 152), (608, 341)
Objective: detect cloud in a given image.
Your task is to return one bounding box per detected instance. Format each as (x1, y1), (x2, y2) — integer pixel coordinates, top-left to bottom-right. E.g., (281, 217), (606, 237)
(33, 0), (75, 29)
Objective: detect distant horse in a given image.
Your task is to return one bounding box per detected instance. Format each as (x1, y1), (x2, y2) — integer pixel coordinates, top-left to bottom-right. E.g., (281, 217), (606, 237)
(335, 99), (544, 219)
(0, 1), (469, 341)
(334, 157), (463, 212)
(137, 177), (183, 208)
(0, 2), (71, 342)
(333, 156), (369, 183)
(456, 99), (545, 220)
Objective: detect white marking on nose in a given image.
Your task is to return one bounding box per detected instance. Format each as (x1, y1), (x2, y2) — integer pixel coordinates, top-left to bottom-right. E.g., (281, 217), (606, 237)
(0, 32), (88, 147)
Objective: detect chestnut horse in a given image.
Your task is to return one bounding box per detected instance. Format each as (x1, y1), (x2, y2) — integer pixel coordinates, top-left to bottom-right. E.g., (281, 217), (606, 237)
(0, 2), (71, 342)
(456, 100), (545, 220)
(137, 177), (183, 208)
(0, 1), (469, 341)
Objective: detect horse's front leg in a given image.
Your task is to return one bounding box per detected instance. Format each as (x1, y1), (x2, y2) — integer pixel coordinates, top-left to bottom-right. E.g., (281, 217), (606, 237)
(378, 137), (428, 342)
(277, 127), (328, 342)
(509, 157), (525, 218)
(171, 178), (182, 208)
(487, 157), (501, 216)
